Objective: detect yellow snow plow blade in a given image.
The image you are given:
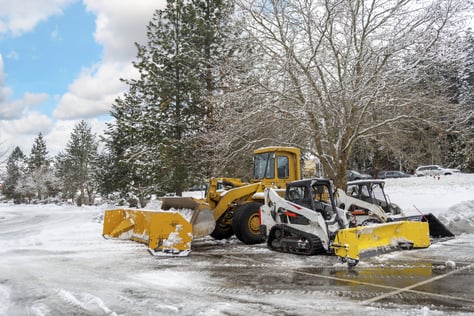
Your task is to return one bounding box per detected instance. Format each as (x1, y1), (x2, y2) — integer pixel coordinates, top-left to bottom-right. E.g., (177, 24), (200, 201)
(102, 197), (215, 256)
(160, 197), (216, 237)
(332, 221), (430, 264)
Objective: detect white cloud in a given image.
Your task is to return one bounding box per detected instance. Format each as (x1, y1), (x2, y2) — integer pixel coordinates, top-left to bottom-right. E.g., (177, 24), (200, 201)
(0, 55), (51, 153)
(1, 0), (167, 156)
(0, 111), (53, 155)
(2, 111), (52, 134)
(53, 62), (136, 119)
(0, 0), (75, 36)
(0, 55), (14, 108)
(6, 50), (19, 60)
(84, 0), (166, 62)
(0, 92), (50, 120)
(0, 114), (108, 157)
(0, 54), (6, 85)
(45, 118), (108, 155)
(1, 54), (50, 119)
(51, 0), (166, 120)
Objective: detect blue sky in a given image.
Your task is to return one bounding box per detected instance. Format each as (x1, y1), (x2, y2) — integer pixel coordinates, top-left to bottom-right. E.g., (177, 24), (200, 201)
(2, 2), (100, 116)
(0, 0), (166, 157)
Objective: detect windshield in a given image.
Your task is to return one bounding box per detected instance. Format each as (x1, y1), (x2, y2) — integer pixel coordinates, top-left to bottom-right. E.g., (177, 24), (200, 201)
(371, 183), (386, 201)
(348, 183), (386, 202)
(253, 153), (275, 179)
(277, 156), (289, 178)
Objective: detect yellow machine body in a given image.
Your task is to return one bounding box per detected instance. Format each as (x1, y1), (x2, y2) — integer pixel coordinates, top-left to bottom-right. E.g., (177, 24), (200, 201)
(102, 147), (303, 253)
(332, 221), (430, 262)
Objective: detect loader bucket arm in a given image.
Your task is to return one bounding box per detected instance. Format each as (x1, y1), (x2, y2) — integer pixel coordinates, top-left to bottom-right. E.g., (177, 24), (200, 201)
(332, 221), (430, 265)
(208, 182), (263, 221)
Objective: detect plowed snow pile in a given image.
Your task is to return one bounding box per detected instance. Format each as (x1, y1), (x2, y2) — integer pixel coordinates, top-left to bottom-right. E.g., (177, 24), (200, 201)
(383, 174), (474, 235)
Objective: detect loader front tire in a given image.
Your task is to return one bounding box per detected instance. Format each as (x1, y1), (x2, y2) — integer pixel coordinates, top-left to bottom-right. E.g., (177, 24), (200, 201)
(233, 202), (265, 245)
(210, 214), (234, 240)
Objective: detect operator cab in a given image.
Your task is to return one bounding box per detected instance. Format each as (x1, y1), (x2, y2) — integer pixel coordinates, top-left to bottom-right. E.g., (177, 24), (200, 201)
(286, 179), (336, 220)
(251, 147), (301, 188)
(346, 180), (401, 214)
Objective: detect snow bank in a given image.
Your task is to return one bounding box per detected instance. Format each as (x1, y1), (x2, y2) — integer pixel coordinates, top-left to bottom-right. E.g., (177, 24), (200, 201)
(439, 200), (474, 235)
(383, 174), (473, 211)
(383, 173), (474, 235)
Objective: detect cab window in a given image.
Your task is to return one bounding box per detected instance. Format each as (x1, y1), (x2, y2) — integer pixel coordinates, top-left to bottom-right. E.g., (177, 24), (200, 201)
(277, 156), (289, 178)
(253, 153), (275, 179)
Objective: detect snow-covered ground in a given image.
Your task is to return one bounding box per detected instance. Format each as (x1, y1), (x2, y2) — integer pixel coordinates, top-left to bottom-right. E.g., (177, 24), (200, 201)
(383, 174), (474, 236)
(0, 174), (473, 315)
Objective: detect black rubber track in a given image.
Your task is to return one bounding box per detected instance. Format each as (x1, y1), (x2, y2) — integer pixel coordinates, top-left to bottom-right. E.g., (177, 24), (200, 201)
(267, 224), (326, 255)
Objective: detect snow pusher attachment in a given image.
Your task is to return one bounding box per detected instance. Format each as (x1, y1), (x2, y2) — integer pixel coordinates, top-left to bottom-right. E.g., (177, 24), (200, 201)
(337, 180), (455, 239)
(102, 197), (215, 256)
(332, 221), (430, 265)
(392, 213), (455, 238)
(160, 197), (216, 238)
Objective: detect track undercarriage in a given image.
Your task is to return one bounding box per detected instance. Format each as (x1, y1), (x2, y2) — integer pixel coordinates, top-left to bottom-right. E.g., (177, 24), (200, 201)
(267, 224), (326, 255)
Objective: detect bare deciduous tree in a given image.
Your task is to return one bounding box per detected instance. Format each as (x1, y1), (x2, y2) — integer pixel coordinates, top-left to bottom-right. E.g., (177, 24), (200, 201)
(215, 0), (470, 186)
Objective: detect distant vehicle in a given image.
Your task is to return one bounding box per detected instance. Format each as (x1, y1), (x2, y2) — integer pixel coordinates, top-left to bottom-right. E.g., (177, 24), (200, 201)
(346, 170), (372, 181)
(415, 165), (461, 177)
(377, 170), (412, 179)
(188, 184), (207, 191)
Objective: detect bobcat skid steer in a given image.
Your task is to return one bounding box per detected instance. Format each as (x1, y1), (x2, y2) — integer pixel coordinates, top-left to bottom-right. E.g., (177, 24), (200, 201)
(336, 180), (454, 238)
(259, 178), (430, 266)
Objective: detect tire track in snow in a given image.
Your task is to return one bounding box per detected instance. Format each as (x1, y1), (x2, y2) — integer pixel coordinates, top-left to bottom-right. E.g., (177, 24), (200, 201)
(0, 284), (11, 315)
(55, 289), (117, 315)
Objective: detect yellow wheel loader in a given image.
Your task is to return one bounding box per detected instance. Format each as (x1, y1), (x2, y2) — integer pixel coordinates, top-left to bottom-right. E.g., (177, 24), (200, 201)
(103, 146), (303, 255)
(259, 178), (431, 266)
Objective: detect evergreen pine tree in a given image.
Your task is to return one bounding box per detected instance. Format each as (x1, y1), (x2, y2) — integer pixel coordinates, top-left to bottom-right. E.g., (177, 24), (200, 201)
(29, 133), (49, 171)
(27, 133), (53, 200)
(55, 151), (76, 201)
(56, 121), (98, 206)
(102, 0), (234, 198)
(100, 85), (156, 206)
(3, 146), (26, 202)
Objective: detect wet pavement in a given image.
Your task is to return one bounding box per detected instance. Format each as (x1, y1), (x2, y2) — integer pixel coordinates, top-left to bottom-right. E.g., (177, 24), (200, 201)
(187, 238), (474, 314)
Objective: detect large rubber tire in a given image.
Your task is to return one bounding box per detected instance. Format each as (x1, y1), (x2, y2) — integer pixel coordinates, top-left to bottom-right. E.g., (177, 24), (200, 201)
(210, 214), (234, 240)
(232, 202), (265, 245)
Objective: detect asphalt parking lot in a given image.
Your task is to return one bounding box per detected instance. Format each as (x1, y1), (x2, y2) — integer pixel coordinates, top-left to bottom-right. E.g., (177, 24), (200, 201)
(188, 238), (474, 314)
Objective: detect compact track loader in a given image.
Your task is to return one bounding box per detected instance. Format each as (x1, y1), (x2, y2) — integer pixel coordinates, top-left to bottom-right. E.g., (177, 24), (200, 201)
(260, 178), (431, 266)
(103, 146), (303, 255)
(336, 180), (454, 238)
